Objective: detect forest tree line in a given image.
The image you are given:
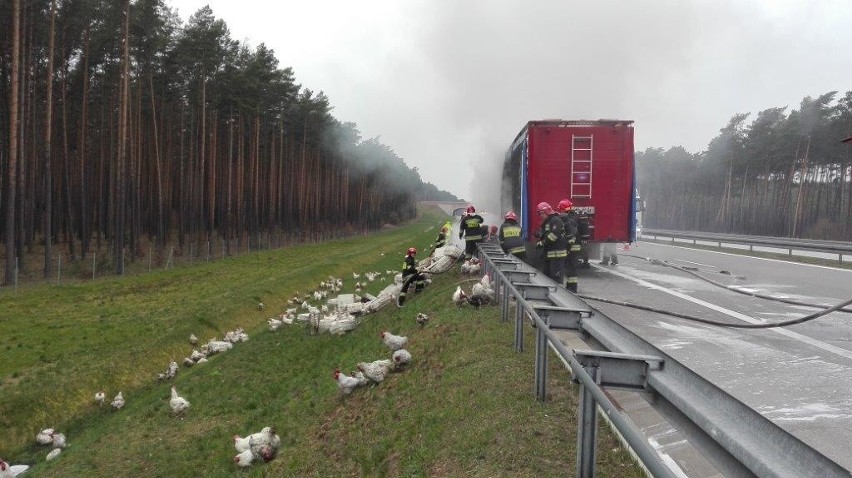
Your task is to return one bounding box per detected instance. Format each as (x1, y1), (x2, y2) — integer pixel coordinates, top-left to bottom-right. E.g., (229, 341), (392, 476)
(637, 91), (852, 240)
(0, 0), (459, 285)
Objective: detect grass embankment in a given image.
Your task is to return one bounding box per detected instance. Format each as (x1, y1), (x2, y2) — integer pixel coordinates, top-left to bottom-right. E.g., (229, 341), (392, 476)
(0, 206), (642, 477)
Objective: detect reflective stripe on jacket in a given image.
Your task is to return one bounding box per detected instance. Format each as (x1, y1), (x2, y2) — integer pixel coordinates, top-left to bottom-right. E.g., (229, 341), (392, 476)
(459, 214), (485, 241)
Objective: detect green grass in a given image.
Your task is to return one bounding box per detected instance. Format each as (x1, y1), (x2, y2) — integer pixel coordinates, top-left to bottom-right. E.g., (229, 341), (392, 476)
(0, 206), (642, 477)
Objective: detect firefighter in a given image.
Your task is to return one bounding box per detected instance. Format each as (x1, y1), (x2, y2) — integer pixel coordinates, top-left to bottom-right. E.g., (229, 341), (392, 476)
(557, 199), (580, 292)
(430, 225), (449, 254)
(498, 211), (526, 260)
(398, 247), (426, 307)
(488, 225), (499, 243)
(534, 202), (567, 284)
(601, 243), (619, 266)
(458, 205), (485, 260)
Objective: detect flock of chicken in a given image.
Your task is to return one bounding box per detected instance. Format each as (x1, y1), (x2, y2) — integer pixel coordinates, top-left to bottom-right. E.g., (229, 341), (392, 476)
(9, 243), (496, 473)
(333, 329), (414, 395)
(232, 426), (282, 467)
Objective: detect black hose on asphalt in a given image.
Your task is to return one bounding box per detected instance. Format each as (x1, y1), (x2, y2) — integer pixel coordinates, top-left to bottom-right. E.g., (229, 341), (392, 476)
(619, 253), (852, 314)
(576, 293), (852, 329)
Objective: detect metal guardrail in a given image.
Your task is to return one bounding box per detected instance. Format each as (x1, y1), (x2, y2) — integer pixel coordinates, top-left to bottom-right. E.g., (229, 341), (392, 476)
(642, 228), (852, 263)
(476, 242), (850, 478)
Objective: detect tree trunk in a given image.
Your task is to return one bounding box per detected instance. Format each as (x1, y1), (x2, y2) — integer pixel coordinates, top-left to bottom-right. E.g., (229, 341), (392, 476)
(42, 0), (56, 277)
(79, 28), (91, 258)
(791, 135), (810, 237)
(4, 0), (21, 285)
(149, 76), (164, 244)
(114, 0), (131, 274)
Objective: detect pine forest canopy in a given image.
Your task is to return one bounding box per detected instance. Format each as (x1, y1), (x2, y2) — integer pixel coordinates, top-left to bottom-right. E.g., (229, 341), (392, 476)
(0, 1), (459, 284)
(637, 91), (852, 241)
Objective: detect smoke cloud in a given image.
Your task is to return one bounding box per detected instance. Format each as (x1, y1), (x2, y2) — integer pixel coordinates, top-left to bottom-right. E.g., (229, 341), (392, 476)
(170, 0), (852, 200)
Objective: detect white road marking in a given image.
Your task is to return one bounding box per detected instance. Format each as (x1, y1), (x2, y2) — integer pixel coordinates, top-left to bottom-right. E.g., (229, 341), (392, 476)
(598, 265), (852, 362)
(672, 259), (717, 268)
(647, 437), (691, 478)
(639, 241), (852, 273)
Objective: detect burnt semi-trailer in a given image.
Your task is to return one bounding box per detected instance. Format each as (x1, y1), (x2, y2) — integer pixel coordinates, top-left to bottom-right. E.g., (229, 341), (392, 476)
(501, 119), (638, 262)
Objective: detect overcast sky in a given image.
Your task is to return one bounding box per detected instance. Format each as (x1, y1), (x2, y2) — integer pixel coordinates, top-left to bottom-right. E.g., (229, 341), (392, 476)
(169, 0), (852, 204)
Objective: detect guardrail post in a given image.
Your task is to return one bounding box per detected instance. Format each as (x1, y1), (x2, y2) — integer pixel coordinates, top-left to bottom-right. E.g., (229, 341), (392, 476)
(514, 301), (524, 352)
(535, 323), (548, 401)
(577, 365), (598, 478)
(501, 278), (510, 322)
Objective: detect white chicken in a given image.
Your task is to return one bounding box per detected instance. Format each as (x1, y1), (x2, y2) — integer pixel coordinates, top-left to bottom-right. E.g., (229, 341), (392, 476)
(257, 301), (266, 311)
(469, 275), (495, 307)
(183, 357), (194, 367)
(169, 386), (190, 414)
(189, 333), (198, 345)
(415, 313), (430, 328)
(46, 448), (61, 461)
(268, 317), (282, 331)
(95, 390), (105, 406)
(351, 370), (370, 387)
(357, 359), (394, 383)
(233, 449), (254, 467)
(381, 331), (408, 351)
(248, 427), (280, 460)
(36, 428), (55, 445)
(333, 369), (363, 395)
(392, 349), (412, 368)
(51, 433), (66, 448)
(452, 286), (467, 306)
(166, 361), (179, 379)
(233, 434), (251, 453)
(0, 460), (29, 478)
(111, 392), (125, 410)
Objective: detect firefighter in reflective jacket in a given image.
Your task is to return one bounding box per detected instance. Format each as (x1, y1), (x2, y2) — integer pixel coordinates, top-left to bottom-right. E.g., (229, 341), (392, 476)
(534, 202), (568, 284)
(430, 225), (448, 254)
(458, 205), (485, 259)
(557, 199), (580, 292)
(398, 247), (426, 307)
(576, 209), (592, 268)
(499, 211), (526, 260)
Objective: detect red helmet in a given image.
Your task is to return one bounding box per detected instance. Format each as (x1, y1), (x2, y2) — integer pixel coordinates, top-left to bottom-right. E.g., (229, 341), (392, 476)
(407, 247), (417, 255)
(466, 205), (476, 214)
(557, 199), (573, 212)
(504, 211), (517, 221)
(536, 202), (553, 215)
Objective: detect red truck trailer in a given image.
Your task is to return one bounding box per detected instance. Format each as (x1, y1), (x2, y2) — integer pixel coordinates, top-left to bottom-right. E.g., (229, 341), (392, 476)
(501, 119), (638, 261)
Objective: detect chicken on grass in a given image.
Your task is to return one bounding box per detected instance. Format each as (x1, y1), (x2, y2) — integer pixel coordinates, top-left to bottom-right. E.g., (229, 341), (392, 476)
(233, 426), (281, 466)
(169, 386), (191, 415)
(234, 449), (254, 468)
(452, 286), (467, 306)
(0, 459), (29, 478)
(111, 392), (125, 410)
(94, 391), (105, 406)
(415, 313), (430, 327)
(357, 359), (394, 383)
(36, 428), (54, 445)
(334, 369), (365, 395)
(392, 349), (412, 369)
(381, 331), (408, 351)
